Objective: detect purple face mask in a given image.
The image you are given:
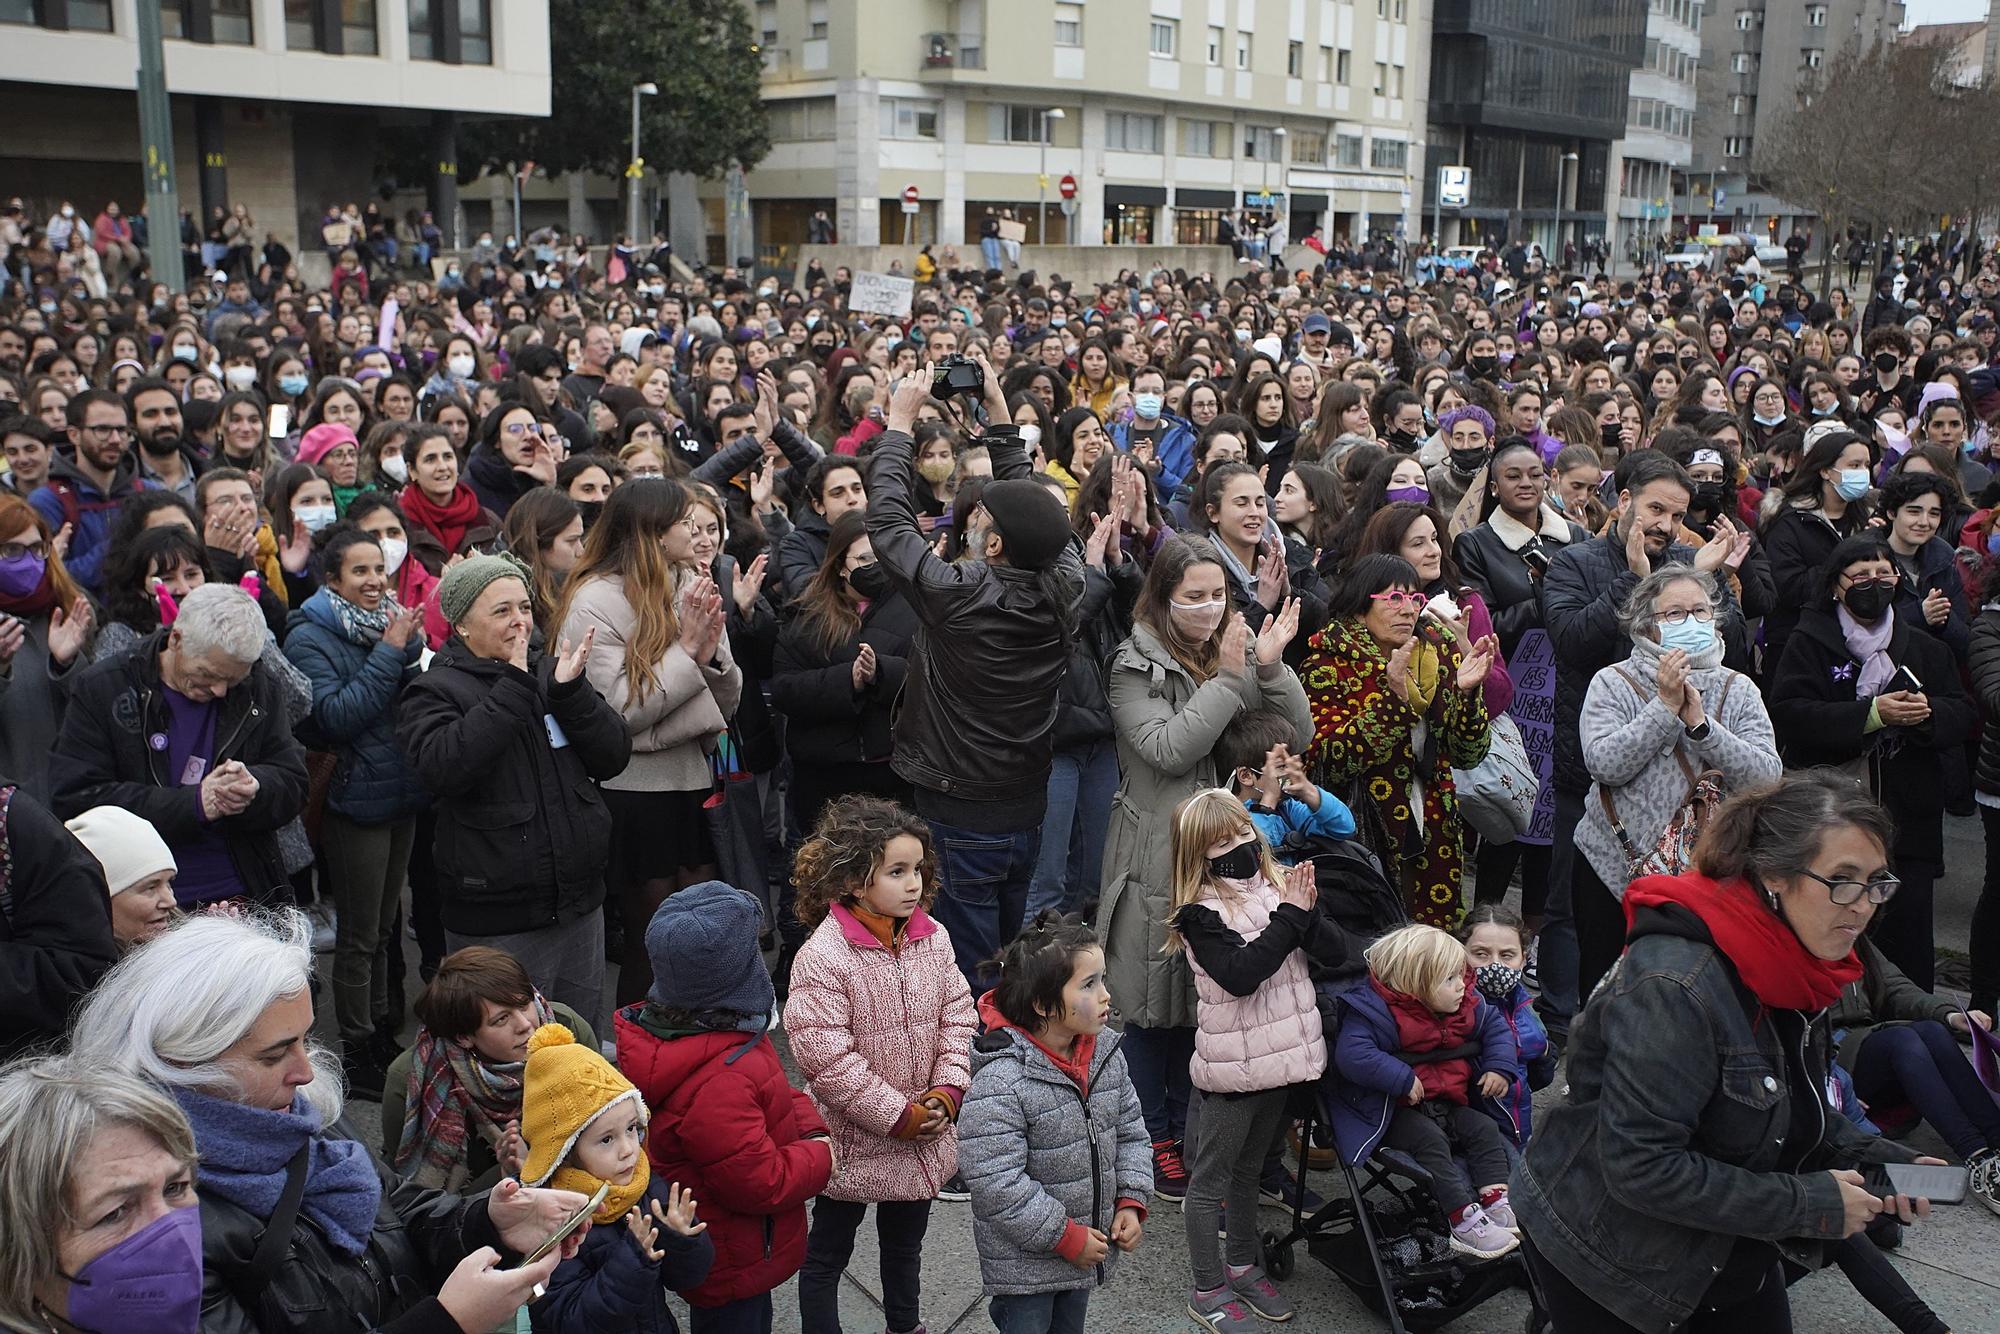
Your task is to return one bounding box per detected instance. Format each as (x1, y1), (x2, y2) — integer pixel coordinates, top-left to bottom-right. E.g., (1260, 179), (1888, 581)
(1386, 484), (1431, 507)
(0, 552), (46, 599)
(62, 1203), (204, 1333)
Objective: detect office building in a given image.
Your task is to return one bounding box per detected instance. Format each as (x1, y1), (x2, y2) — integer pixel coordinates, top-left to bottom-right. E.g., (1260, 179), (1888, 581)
(1606, 0), (1699, 266)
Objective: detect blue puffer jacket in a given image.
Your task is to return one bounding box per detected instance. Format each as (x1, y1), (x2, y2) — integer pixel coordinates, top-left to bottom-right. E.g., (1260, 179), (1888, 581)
(1325, 979), (1517, 1167)
(531, 1176), (715, 1334)
(1482, 980), (1554, 1147)
(282, 592), (427, 824)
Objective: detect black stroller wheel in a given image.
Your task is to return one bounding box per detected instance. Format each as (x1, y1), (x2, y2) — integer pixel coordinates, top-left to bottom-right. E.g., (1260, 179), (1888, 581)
(1262, 1231), (1295, 1279)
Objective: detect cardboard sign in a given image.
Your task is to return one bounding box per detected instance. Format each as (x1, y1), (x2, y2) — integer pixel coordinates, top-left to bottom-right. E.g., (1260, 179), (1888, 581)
(997, 219), (1027, 243)
(1507, 628), (1558, 846)
(849, 270), (915, 319)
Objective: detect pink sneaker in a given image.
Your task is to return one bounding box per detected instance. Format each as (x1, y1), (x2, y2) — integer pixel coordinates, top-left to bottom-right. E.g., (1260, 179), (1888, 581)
(1448, 1205), (1520, 1261)
(1481, 1193), (1520, 1235)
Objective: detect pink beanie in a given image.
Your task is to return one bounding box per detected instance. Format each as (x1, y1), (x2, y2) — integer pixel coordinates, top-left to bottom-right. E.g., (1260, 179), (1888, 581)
(296, 421), (358, 467)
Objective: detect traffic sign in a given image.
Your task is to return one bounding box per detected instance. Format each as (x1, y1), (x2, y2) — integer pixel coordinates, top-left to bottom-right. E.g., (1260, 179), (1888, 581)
(1712, 187), (1727, 208)
(1059, 172), (1077, 199)
(1439, 165), (1470, 208)
(902, 183), (919, 203)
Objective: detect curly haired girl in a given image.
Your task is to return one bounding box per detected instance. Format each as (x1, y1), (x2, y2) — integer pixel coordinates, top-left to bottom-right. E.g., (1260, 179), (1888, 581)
(781, 794), (978, 1334)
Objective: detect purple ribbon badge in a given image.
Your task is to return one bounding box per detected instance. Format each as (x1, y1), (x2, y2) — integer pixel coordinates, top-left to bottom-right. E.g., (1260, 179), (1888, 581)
(1830, 663), (1856, 683)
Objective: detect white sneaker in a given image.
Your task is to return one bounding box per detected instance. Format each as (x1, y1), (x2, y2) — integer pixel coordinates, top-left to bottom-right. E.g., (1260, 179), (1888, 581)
(1448, 1204), (1520, 1261)
(1481, 1194), (1520, 1235)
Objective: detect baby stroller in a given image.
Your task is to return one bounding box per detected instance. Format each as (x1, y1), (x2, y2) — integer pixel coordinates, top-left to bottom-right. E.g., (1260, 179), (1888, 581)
(1260, 834), (1545, 1332)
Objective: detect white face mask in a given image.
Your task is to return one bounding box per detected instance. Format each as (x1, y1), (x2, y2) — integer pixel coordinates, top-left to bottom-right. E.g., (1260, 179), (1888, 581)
(379, 536), (409, 577)
(447, 353), (476, 379)
(1018, 424), (1043, 448)
(170, 344), (198, 363)
(295, 504), (337, 533)
(379, 453), (409, 485)
(223, 364), (257, 391)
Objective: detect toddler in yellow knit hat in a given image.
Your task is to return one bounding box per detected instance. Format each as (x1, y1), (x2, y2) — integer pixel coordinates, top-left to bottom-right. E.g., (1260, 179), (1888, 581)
(519, 1023), (713, 1334)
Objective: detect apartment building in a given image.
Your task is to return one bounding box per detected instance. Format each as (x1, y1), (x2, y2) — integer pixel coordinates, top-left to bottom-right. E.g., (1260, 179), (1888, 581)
(1607, 0), (1700, 265)
(0, 0), (550, 251)
(736, 0), (1433, 255)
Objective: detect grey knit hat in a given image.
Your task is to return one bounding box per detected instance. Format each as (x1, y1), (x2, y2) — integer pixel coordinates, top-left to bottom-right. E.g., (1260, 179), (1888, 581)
(436, 551), (532, 627)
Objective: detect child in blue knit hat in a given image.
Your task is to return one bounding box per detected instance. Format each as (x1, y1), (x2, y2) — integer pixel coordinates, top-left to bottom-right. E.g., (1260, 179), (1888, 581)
(613, 881), (833, 1334)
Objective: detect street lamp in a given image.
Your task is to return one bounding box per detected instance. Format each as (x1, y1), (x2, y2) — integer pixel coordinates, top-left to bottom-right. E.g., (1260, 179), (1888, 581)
(1038, 107), (1065, 244)
(628, 81), (659, 245)
(1272, 127), (1288, 263)
(1553, 150), (1579, 274)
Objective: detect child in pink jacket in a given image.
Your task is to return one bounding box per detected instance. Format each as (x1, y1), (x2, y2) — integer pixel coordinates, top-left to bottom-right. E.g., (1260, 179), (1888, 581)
(782, 794), (978, 1334)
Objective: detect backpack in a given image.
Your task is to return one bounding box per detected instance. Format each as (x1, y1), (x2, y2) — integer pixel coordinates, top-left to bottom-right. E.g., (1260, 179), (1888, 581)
(1595, 667), (1735, 880)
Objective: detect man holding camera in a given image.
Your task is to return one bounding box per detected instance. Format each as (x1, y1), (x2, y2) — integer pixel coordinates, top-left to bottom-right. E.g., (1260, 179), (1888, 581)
(866, 352), (1084, 988)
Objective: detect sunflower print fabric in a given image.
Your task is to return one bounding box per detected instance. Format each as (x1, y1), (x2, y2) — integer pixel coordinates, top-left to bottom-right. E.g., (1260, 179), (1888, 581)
(1301, 616), (1492, 928)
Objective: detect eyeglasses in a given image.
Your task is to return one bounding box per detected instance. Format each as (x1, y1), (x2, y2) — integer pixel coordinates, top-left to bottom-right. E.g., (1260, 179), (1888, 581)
(1842, 573), (1900, 589)
(1369, 590), (1428, 608)
(1798, 867), (1902, 907)
(1653, 607), (1716, 626)
(502, 421), (544, 438)
(80, 423), (131, 439)
(0, 541), (47, 562)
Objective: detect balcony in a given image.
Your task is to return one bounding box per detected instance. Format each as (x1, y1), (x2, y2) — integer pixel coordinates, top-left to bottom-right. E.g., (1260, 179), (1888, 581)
(920, 31), (984, 78)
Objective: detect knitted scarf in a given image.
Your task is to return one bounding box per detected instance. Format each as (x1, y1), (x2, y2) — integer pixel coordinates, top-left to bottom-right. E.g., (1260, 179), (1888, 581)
(393, 992), (555, 1191)
(1836, 604), (1896, 700)
(401, 482), (485, 557)
(319, 587), (399, 648)
(174, 1088), (381, 1257)
(1623, 872), (1863, 1012)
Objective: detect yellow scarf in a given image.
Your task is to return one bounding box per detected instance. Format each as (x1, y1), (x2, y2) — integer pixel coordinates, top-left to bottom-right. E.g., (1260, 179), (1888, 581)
(1404, 636), (1442, 714)
(550, 1151), (652, 1225)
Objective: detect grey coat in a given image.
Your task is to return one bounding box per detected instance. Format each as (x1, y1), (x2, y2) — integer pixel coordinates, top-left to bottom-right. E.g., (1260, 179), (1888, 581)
(1098, 624), (1312, 1029)
(1576, 639), (1781, 891)
(0, 610), (90, 801)
(959, 1022), (1153, 1296)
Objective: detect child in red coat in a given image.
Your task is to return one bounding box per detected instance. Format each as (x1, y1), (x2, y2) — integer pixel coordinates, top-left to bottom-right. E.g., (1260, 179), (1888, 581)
(616, 880), (833, 1334)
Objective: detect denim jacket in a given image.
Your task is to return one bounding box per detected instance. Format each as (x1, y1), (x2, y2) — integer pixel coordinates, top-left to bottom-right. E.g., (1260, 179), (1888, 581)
(1511, 904), (1917, 1334)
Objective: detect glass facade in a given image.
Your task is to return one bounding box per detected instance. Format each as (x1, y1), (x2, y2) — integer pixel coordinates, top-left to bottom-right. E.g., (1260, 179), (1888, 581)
(1430, 0), (1646, 140)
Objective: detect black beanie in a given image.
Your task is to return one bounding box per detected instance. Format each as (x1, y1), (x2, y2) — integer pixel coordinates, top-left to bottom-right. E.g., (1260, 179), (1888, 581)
(980, 479), (1071, 571)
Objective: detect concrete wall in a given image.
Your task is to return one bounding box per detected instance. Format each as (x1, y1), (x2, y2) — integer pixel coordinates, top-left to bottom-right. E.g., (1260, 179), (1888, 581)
(789, 244), (1238, 291)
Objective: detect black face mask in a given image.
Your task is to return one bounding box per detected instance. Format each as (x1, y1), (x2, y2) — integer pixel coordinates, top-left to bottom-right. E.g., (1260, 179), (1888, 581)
(1601, 423), (1625, 455)
(1207, 839), (1261, 881)
(576, 499), (604, 532)
(1690, 480), (1729, 516)
(1450, 447), (1490, 474)
(1467, 355), (1498, 377)
(1385, 429), (1422, 451)
(1875, 352), (1901, 374)
(848, 560), (893, 599)
(1843, 581), (1895, 622)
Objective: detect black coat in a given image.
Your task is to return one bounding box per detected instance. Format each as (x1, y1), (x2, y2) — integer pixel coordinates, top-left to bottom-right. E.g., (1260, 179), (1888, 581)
(198, 1148), (502, 1334)
(49, 631), (308, 905)
(768, 589), (919, 766)
(1969, 605), (2000, 796)
(1761, 503), (1863, 672)
(0, 781), (116, 1060)
(1887, 535), (1970, 661)
(776, 506), (833, 603)
(1056, 560), (1141, 750)
(396, 641), (631, 936)
(1453, 513), (1592, 660)
(1767, 607), (1973, 871)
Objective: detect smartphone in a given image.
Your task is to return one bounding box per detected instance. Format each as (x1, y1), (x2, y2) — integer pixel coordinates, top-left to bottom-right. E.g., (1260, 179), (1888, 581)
(520, 1181), (610, 1264)
(1886, 664), (1924, 695)
(1883, 1162), (1968, 1205)
(267, 404), (291, 439)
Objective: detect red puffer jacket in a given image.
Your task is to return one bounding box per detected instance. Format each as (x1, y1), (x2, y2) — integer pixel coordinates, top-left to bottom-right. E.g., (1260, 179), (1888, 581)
(615, 1006), (833, 1307)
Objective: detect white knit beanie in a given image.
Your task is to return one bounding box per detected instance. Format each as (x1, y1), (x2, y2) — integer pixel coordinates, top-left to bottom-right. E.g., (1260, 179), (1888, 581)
(64, 807), (177, 896)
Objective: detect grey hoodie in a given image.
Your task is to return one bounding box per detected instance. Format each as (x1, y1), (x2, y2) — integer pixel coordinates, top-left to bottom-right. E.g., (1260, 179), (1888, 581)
(958, 1016), (1153, 1296)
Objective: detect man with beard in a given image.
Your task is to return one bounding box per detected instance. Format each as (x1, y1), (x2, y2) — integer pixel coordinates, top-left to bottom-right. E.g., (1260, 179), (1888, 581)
(29, 389), (154, 594)
(126, 378), (205, 504)
(1536, 450), (1744, 1051)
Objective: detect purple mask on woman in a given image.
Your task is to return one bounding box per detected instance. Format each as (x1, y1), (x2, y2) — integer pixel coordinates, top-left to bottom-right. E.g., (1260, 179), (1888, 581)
(0, 552), (46, 599)
(62, 1204), (204, 1333)
(1386, 484), (1431, 507)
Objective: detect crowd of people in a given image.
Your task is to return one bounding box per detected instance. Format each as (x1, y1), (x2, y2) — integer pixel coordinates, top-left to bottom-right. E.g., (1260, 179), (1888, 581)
(1, 185), (1999, 1334)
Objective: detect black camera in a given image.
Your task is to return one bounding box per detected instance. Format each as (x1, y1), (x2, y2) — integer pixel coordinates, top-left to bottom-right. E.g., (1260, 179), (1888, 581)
(930, 354), (985, 401)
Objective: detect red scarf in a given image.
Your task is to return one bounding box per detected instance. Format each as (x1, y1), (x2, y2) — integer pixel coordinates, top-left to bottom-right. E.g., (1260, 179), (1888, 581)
(0, 560), (60, 618)
(1371, 971), (1480, 1105)
(1623, 873), (1863, 1011)
(401, 483), (484, 557)
(976, 991), (1097, 1094)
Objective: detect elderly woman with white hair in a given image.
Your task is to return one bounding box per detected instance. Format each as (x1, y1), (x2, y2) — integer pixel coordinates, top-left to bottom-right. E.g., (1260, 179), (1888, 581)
(68, 909), (589, 1334)
(49, 582), (307, 910)
(0, 1056), (203, 1332)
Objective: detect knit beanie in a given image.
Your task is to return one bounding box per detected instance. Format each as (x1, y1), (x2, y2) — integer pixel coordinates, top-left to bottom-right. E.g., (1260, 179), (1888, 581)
(980, 479), (1071, 572)
(64, 806), (176, 896)
(519, 1023), (646, 1188)
(296, 422), (358, 468)
(436, 551), (532, 628)
(643, 880), (774, 1022)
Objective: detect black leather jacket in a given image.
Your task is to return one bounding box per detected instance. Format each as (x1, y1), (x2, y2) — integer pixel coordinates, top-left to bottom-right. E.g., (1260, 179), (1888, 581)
(1452, 511), (1591, 659)
(864, 426), (1084, 811)
(1055, 560), (1140, 750)
(198, 1149), (499, 1333)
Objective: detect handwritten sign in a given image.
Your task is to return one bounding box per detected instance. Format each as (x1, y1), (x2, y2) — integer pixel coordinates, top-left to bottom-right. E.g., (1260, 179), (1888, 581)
(849, 270), (915, 319)
(1507, 629), (1558, 846)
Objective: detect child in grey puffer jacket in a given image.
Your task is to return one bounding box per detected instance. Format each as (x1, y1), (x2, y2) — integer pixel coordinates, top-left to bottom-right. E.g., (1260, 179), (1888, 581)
(959, 916), (1153, 1333)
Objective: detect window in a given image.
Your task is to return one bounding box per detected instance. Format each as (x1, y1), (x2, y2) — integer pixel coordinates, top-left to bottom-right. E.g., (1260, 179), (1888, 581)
(1724, 135), (1752, 156)
(1182, 119), (1214, 155)
(1290, 129), (1325, 164)
(1370, 137), (1407, 170)
(1243, 125), (1282, 160)
(1053, 2), (1080, 45)
(992, 104), (1060, 144)
(770, 97), (837, 141)
(342, 0), (375, 53)
(755, 0), (776, 43)
(879, 97), (939, 140)
(1373, 61), (1387, 94)
(1806, 4), (1826, 23)
(1236, 32), (1250, 69)
(1803, 47), (1823, 67)
(1729, 93), (1751, 115)
(807, 0), (827, 38)
(1106, 112), (1164, 151)
(1394, 0), (1405, 16)
(458, 0), (489, 62)
(1376, 0), (1387, 14)
(1337, 49), (1351, 83)
(1734, 8), (1755, 29)
(1150, 18), (1176, 56)
(1287, 40), (1302, 76)
(164, 0), (253, 42)
(1317, 45), (1333, 80)
(1207, 25), (1222, 65)
(1731, 52), (1754, 73)
(1388, 64), (1403, 96)
(1334, 133), (1364, 167)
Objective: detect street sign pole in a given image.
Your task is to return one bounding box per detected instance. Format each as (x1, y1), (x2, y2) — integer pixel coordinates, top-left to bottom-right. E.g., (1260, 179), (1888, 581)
(135, 0), (182, 287)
